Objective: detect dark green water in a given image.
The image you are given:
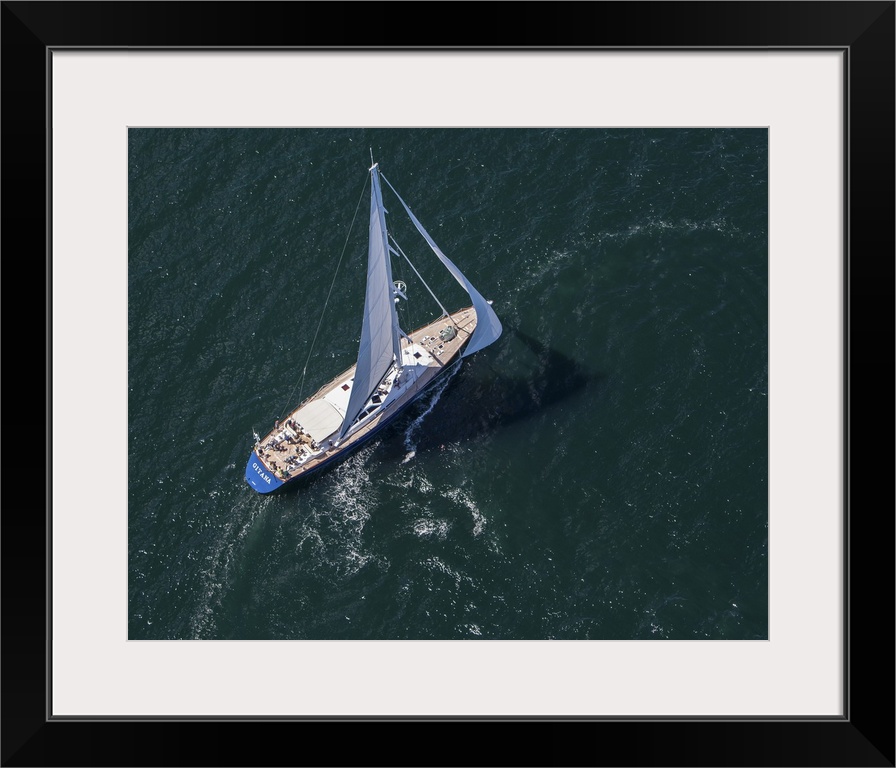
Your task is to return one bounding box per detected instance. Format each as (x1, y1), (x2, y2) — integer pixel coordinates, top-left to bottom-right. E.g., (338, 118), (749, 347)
(128, 127), (768, 640)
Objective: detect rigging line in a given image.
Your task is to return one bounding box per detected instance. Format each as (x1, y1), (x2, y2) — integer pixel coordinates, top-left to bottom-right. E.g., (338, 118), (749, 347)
(280, 174), (370, 418)
(392, 224), (407, 329)
(389, 235), (450, 319)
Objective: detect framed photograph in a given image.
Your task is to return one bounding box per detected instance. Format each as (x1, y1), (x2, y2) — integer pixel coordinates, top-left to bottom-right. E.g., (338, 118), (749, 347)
(6, 2), (892, 765)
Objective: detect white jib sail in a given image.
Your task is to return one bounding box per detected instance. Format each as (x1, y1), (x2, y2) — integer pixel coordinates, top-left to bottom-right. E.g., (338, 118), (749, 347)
(381, 174), (502, 357)
(339, 165), (402, 439)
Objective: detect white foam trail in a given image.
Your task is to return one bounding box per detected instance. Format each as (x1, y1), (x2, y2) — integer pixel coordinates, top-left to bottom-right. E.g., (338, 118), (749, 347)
(314, 446), (377, 577)
(445, 485), (487, 537)
(189, 494), (271, 639)
(401, 361), (462, 463)
(412, 518), (450, 539)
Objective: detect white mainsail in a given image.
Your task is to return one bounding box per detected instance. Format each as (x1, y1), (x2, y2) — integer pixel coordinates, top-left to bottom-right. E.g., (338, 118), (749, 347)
(339, 164), (402, 439)
(381, 174), (503, 357)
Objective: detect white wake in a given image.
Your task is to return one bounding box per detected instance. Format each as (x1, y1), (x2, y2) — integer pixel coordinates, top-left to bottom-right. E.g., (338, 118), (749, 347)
(401, 361), (462, 464)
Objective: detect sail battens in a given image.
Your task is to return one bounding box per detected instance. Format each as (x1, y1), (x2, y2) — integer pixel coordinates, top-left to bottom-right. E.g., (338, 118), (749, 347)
(381, 174), (503, 357)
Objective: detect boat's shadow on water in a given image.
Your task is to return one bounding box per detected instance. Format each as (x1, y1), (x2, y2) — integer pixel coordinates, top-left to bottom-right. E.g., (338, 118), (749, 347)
(380, 327), (601, 459)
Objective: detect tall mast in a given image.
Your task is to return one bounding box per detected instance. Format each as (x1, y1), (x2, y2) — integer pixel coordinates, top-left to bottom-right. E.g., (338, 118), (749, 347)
(371, 163), (404, 363)
(338, 162), (403, 439)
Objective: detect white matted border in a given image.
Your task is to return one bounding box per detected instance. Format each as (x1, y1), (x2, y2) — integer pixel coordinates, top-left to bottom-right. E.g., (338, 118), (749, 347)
(51, 51), (842, 717)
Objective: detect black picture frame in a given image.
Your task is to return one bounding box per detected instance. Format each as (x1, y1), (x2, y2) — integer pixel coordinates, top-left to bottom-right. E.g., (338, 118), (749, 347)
(4, 2), (892, 766)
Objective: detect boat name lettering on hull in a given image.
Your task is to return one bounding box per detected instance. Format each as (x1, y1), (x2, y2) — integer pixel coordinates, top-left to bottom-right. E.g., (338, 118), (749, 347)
(252, 462), (272, 485)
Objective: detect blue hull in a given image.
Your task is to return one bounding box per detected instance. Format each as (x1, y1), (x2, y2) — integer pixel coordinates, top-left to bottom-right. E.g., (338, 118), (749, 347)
(245, 452), (286, 493)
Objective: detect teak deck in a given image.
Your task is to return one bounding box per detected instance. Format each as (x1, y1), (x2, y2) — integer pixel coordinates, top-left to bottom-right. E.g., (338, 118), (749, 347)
(255, 307), (478, 480)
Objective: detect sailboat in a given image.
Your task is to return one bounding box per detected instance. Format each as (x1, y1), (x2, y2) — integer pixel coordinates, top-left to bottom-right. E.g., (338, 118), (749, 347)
(245, 159), (502, 494)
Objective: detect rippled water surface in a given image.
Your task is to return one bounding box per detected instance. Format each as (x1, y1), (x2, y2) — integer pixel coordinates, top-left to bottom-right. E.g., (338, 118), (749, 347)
(128, 128), (768, 640)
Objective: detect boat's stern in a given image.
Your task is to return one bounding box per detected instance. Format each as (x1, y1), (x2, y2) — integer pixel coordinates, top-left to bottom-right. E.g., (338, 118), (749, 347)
(245, 451), (285, 494)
